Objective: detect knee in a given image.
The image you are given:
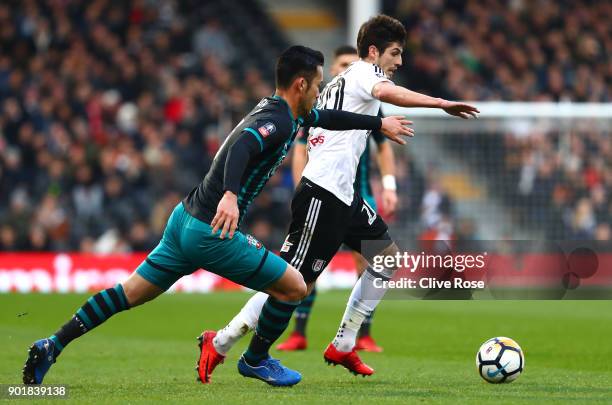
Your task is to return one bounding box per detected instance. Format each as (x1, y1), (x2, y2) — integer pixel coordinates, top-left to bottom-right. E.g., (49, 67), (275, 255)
(273, 267), (308, 302)
(286, 279), (308, 302)
(276, 280), (307, 303)
(121, 272), (164, 307)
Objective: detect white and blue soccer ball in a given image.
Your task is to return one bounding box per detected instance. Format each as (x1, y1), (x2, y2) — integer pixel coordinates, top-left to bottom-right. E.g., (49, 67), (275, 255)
(476, 337), (524, 383)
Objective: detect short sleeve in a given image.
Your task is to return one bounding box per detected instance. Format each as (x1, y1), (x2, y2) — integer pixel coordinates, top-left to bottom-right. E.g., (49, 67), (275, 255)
(354, 63), (392, 100)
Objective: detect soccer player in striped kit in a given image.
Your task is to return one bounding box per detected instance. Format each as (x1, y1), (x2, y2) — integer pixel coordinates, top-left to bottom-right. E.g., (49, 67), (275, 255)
(277, 45), (398, 353)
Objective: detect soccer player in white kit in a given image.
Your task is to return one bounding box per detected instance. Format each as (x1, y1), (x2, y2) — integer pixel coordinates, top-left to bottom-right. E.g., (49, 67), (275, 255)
(198, 15), (479, 385)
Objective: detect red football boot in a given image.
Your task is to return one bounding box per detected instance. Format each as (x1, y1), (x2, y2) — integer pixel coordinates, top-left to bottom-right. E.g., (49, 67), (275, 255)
(196, 331), (225, 384)
(355, 335), (383, 352)
(276, 331), (307, 351)
(323, 343), (374, 376)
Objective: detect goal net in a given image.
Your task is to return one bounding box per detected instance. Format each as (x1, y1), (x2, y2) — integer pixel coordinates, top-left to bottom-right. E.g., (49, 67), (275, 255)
(381, 102), (611, 242)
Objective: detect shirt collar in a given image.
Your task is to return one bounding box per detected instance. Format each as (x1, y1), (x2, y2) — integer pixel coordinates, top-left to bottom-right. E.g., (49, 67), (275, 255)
(272, 94), (303, 123)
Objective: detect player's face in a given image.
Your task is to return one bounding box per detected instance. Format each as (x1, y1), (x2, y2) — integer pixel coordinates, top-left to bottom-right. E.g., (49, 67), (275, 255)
(377, 42), (403, 78)
(299, 65), (323, 116)
(330, 53), (358, 76)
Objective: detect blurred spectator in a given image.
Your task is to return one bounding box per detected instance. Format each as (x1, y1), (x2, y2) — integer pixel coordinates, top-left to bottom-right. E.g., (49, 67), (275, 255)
(26, 225), (51, 251)
(0, 224), (19, 251)
(193, 19), (236, 64)
(127, 220), (157, 251)
(420, 169), (454, 230)
(4, 189), (31, 243)
(595, 223), (610, 241)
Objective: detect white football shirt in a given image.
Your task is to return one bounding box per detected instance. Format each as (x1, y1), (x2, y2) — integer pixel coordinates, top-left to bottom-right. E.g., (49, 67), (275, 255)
(302, 60), (391, 206)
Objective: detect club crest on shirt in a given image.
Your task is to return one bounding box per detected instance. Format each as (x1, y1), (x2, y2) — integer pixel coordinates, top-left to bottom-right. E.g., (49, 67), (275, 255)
(312, 259), (327, 272)
(258, 122), (276, 137)
(246, 234), (263, 249)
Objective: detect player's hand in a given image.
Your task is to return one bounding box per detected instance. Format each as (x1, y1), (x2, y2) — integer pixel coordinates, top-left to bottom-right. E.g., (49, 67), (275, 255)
(440, 100), (480, 119)
(380, 116), (414, 145)
(382, 189), (398, 216)
(211, 191), (239, 239)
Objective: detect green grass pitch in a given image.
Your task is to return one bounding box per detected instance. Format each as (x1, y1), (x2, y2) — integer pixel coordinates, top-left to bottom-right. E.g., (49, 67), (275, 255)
(1, 291), (611, 404)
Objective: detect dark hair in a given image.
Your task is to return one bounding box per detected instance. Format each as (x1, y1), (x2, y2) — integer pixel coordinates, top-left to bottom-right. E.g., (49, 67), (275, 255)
(357, 15), (406, 58)
(334, 45), (357, 58)
(276, 46), (324, 89)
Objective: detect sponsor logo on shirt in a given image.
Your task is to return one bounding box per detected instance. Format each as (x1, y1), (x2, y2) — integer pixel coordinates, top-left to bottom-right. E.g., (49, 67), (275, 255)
(308, 134), (325, 147)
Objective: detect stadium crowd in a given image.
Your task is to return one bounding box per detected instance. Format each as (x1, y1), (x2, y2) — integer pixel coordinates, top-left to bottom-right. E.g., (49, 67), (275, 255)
(387, 0), (610, 240)
(512, 128), (610, 240)
(387, 0), (610, 102)
(0, 0), (279, 252)
(443, 125), (611, 241)
(1, 0), (610, 253)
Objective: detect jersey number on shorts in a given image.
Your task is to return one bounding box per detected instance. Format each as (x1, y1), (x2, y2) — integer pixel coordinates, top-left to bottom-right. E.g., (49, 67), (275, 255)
(361, 201), (377, 225)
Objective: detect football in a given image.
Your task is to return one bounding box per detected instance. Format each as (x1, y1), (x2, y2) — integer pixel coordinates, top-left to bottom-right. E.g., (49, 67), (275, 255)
(476, 337), (524, 383)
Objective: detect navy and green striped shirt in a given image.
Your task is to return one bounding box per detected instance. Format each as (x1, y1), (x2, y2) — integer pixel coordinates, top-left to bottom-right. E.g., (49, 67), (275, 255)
(183, 95), (382, 226)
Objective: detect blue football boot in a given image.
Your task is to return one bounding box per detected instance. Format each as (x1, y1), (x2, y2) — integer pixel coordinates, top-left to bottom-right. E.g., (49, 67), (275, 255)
(237, 355), (301, 387)
(23, 338), (57, 384)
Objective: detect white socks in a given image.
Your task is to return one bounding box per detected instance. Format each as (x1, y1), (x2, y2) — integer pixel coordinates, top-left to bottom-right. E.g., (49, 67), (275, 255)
(213, 291), (268, 355)
(213, 266), (395, 355)
(333, 268), (392, 352)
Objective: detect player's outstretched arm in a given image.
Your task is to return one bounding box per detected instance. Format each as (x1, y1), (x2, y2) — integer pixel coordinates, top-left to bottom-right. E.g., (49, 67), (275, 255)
(308, 109), (414, 144)
(372, 82), (480, 119)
